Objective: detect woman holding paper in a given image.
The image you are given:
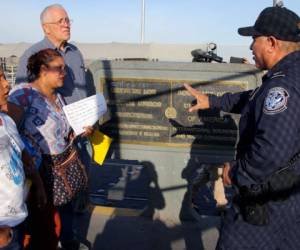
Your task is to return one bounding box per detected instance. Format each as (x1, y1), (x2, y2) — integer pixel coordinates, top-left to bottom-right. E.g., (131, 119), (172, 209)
(8, 48), (92, 250)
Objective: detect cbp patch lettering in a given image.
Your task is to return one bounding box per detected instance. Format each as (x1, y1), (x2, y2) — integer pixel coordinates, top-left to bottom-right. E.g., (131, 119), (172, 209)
(263, 87), (289, 115)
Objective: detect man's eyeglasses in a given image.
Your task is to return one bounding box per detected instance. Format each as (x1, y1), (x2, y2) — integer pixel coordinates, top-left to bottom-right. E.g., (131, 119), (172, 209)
(45, 17), (73, 26)
(45, 65), (66, 74)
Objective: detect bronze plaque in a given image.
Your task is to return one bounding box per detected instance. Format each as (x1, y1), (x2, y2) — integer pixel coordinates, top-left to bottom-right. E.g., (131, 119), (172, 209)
(101, 78), (248, 148)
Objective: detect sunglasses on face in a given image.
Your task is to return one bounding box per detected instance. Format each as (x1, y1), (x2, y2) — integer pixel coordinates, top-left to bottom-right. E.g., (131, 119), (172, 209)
(45, 65), (66, 74)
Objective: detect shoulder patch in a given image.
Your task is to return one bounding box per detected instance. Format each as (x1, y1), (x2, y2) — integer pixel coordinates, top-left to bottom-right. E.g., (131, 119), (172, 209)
(263, 87), (289, 115)
(0, 117), (3, 126)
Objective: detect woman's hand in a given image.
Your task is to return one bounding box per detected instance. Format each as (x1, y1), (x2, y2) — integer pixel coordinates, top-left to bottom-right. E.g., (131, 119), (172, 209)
(69, 131), (76, 141)
(0, 226), (13, 248)
(222, 162), (232, 186)
(81, 126), (94, 137)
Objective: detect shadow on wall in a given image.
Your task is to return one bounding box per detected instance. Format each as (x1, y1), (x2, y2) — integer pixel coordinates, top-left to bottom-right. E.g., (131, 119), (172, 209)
(173, 109), (237, 221)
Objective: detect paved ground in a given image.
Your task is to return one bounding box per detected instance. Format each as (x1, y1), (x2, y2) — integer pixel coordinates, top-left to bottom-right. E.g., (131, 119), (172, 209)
(77, 160), (224, 249)
(76, 206), (221, 250)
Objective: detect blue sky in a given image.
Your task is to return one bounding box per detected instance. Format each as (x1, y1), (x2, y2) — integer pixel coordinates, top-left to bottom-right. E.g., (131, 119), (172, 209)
(1, 0), (300, 45)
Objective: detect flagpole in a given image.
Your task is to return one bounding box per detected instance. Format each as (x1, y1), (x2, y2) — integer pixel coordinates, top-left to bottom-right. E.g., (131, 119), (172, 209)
(141, 0), (145, 43)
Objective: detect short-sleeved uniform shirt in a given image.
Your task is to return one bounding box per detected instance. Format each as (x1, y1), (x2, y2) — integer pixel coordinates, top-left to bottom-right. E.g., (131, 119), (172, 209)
(0, 112), (27, 227)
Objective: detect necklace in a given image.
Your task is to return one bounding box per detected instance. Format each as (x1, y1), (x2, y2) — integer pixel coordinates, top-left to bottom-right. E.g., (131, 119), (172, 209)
(30, 84), (61, 111)
(50, 98), (62, 112)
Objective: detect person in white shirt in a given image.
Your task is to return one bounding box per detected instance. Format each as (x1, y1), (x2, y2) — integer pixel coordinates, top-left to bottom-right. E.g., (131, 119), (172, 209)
(0, 67), (27, 249)
(0, 65), (46, 250)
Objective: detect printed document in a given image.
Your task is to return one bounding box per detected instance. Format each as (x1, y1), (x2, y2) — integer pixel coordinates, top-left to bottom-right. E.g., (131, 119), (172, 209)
(63, 93), (107, 135)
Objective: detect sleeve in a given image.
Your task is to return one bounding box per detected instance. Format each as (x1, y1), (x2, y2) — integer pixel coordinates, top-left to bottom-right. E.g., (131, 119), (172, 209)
(8, 87), (42, 169)
(230, 80), (300, 186)
(8, 85), (32, 109)
(21, 134), (42, 170)
(15, 51), (31, 84)
(209, 90), (252, 114)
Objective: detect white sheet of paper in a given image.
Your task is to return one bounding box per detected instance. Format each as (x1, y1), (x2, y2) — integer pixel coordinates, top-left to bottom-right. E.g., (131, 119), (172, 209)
(63, 93), (107, 135)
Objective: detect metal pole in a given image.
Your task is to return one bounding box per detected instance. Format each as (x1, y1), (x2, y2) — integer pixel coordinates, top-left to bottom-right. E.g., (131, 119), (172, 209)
(141, 0), (145, 43)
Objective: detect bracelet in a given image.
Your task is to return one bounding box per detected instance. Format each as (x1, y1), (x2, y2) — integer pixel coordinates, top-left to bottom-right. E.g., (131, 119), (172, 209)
(8, 229), (13, 241)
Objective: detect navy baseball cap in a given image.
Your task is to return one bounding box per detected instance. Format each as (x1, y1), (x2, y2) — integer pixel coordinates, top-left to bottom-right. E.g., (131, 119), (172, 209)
(238, 7), (300, 42)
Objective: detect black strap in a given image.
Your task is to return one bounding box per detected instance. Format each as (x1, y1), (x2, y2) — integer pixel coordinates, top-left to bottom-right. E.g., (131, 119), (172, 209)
(276, 149), (300, 174)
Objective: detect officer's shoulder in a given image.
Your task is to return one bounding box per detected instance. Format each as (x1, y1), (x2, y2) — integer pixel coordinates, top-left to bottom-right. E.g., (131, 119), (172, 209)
(267, 69), (297, 90)
(269, 70), (286, 79)
(265, 70), (298, 100)
(265, 72), (287, 95)
(263, 70), (300, 115)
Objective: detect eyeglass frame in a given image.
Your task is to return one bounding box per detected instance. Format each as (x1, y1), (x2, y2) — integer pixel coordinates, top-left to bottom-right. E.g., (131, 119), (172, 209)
(44, 64), (66, 74)
(43, 17), (73, 26)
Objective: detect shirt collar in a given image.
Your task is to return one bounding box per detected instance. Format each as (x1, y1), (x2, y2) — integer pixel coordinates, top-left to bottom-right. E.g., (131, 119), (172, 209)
(266, 50), (300, 78)
(42, 37), (73, 52)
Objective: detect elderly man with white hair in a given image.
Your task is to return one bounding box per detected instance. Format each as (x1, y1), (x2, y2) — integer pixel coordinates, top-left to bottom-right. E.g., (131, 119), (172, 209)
(16, 4), (88, 104)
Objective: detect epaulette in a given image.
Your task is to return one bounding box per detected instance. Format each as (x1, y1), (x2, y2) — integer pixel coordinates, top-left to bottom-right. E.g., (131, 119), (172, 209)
(270, 71), (286, 79)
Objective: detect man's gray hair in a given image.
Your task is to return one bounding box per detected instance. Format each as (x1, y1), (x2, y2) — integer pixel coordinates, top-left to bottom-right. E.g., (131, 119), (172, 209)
(40, 4), (66, 24)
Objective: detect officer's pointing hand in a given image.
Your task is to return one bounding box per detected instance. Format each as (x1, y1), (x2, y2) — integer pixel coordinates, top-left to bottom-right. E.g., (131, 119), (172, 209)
(184, 83), (210, 112)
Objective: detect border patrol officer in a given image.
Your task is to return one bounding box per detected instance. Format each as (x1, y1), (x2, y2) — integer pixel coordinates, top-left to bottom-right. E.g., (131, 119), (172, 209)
(185, 6), (300, 250)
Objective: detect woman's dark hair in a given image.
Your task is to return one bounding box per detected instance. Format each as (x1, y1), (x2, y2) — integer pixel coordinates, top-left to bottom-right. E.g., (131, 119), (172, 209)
(27, 48), (62, 82)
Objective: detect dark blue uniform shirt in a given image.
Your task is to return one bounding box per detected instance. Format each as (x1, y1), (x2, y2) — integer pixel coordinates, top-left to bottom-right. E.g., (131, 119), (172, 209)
(209, 50), (300, 187)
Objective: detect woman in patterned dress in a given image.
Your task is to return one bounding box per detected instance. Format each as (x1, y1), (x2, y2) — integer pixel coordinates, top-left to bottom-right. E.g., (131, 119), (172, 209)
(8, 49), (92, 250)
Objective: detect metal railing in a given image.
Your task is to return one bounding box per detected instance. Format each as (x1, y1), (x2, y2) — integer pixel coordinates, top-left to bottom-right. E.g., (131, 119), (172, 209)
(0, 57), (18, 86)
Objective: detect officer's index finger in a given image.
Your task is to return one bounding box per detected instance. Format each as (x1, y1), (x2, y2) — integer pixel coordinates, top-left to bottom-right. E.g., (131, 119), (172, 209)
(183, 83), (199, 98)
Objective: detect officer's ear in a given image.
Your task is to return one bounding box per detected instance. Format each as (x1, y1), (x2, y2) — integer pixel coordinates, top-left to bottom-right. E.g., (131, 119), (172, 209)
(266, 36), (279, 53)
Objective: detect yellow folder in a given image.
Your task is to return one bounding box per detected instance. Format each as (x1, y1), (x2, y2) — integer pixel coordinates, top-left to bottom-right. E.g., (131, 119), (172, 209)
(89, 130), (112, 165)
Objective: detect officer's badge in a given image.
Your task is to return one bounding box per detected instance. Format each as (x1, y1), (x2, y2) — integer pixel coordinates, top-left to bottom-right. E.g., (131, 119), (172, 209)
(263, 87), (289, 115)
